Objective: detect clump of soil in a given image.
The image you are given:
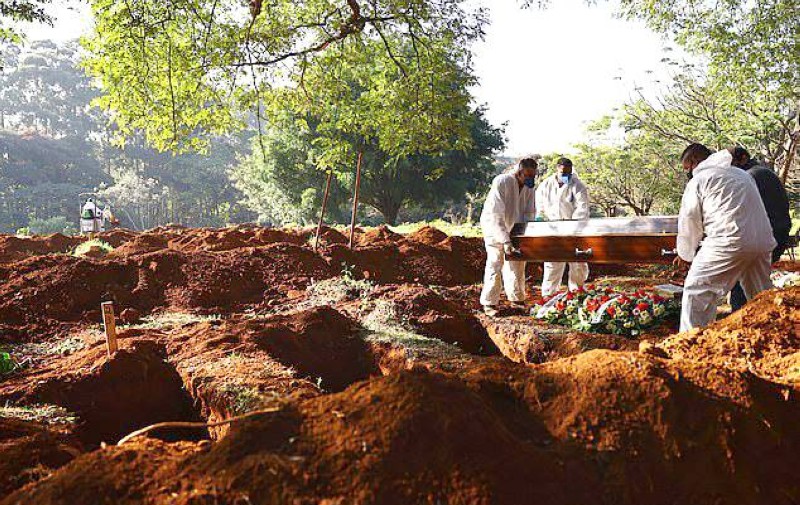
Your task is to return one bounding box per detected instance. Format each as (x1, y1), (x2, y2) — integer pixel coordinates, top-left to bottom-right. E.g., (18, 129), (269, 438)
(107, 233), (169, 257)
(11, 355), (800, 505)
(407, 225), (449, 245)
(0, 233), (83, 264)
(0, 418), (81, 496)
(364, 284), (498, 355)
(658, 286), (800, 384)
(356, 225), (403, 247)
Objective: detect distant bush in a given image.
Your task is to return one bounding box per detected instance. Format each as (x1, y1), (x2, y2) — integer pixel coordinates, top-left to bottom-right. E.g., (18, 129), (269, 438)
(72, 239), (114, 257)
(25, 216), (78, 236)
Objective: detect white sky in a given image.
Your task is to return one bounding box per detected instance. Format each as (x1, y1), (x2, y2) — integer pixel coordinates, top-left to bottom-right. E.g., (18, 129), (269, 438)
(20, 0), (677, 156)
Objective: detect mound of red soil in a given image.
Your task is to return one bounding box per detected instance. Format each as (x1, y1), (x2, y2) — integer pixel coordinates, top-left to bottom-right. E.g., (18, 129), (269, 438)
(170, 244), (335, 311)
(95, 228), (138, 247)
(367, 284), (498, 355)
(659, 286), (800, 384)
(167, 226), (305, 253)
(0, 419), (81, 496)
(407, 225), (449, 245)
(250, 306), (380, 392)
(11, 354), (800, 505)
(0, 234), (83, 264)
(304, 225), (349, 247)
(356, 225), (403, 247)
(29, 339), (206, 447)
(107, 233), (169, 257)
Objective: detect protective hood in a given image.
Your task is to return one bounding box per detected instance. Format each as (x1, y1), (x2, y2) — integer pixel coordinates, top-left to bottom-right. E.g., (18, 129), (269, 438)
(693, 150), (733, 175)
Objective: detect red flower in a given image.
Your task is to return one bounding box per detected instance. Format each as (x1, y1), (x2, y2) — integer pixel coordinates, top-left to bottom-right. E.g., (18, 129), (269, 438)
(566, 292), (575, 301)
(636, 302), (650, 311)
(600, 295), (610, 303)
(606, 306), (616, 316)
(586, 284), (596, 291)
(556, 302), (566, 311)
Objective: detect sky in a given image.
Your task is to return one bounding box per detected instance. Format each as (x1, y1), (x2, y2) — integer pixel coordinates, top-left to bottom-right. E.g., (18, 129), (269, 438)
(20, 0), (677, 157)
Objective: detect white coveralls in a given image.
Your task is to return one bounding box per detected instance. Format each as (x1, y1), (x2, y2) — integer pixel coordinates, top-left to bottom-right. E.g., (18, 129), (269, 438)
(536, 174), (591, 296)
(479, 173), (536, 307)
(678, 150), (776, 332)
(80, 201), (101, 234)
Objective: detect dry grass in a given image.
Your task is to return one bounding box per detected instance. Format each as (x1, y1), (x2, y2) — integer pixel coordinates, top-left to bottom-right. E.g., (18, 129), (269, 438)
(0, 403), (77, 425)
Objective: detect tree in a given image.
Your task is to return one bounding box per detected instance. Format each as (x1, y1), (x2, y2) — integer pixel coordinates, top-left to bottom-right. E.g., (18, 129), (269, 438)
(0, 0), (52, 45)
(617, 0), (799, 182)
(232, 108), (504, 225)
(82, 0), (486, 156)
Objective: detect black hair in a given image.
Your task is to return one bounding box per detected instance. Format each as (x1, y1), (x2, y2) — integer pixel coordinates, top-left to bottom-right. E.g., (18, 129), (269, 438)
(556, 157), (573, 169)
(731, 146), (750, 161)
(519, 158), (538, 170)
(680, 143), (712, 165)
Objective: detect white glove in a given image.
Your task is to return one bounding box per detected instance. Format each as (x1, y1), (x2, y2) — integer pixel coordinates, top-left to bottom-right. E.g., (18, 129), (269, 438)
(503, 242), (521, 257)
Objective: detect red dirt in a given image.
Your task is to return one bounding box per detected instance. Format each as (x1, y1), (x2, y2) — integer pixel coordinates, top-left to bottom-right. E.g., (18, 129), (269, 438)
(248, 306), (381, 392)
(365, 284), (499, 355)
(0, 418), (81, 496)
(2, 225), (800, 505)
(0, 234), (83, 264)
(407, 225), (449, 245)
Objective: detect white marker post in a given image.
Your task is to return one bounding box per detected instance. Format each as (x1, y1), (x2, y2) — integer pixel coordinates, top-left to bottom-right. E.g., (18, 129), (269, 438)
(101, 302), (118, 357)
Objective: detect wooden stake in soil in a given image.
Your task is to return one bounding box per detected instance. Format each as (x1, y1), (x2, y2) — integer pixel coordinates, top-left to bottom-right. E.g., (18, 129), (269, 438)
(349, 151), (364, 250)
(314, 169), (334, 252)
(101, 301), (118, 357)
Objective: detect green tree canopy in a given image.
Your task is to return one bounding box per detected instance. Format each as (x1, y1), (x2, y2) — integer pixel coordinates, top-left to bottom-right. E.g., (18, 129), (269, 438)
(82, 0), (486, 157)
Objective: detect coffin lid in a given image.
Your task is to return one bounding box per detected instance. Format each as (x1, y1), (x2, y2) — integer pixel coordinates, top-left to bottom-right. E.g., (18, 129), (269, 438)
(512, 216), (678, 238)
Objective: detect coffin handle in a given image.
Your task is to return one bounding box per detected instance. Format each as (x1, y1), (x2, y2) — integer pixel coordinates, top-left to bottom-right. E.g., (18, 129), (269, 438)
(575, 247), (593, 258)
(661, 248), (678, 257)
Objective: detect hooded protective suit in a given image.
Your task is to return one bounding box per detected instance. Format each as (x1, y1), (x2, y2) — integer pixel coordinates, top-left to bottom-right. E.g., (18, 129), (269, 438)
(536, 173), (591, 296)
(479, 172), (536, 306)
(678, 150), (776, 331)
(80, 199), (101, 234)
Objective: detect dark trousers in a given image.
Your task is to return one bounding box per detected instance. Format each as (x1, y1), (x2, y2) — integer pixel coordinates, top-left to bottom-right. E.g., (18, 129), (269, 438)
(730, 244), (786, 311)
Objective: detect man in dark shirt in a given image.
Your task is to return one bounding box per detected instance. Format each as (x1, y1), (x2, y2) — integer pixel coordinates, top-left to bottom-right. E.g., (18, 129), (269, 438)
(729, 147), (791, 310)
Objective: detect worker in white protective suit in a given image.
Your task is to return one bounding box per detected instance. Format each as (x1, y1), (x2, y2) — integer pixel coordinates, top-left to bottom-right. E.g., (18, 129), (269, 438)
(80, 198), (101, 235)
(536, 157), (591, 296)
(479, 158), (538, 317)
(676, 144), (776, 332)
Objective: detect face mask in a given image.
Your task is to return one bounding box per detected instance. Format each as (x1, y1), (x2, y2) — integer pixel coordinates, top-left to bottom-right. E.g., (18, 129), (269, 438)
(560, 174), (572, 185)
(524, 177), (536, 188)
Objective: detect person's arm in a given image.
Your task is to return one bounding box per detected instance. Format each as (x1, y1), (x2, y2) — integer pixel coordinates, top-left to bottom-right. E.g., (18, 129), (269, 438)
(572, 183), (590, 220)
(677, 180), (703, 261)
(483, 178), (511, 245)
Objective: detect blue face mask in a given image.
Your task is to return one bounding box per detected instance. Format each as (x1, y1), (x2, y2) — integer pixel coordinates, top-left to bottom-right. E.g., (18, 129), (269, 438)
(560, 174), (572, 185)
(524, 177), (536, 188)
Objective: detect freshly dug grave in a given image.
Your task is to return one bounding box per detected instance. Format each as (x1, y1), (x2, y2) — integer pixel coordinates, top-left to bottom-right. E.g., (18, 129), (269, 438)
(20, 338), (206, 447)
(8, 350), (800, 505)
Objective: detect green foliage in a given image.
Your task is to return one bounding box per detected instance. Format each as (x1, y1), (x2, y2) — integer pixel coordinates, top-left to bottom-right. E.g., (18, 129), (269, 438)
(0, 351), (17, 375)
(72, 239), (114, 257)
(233, 107), (504, 225)
(0, 0), (52, 45)
(26, 216), (77, 235)
(81, 0), (486, 156)
(572, 116), (685, 216)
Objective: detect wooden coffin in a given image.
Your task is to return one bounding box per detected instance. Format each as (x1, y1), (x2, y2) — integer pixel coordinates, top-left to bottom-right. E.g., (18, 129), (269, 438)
(510, 216), (678, 264)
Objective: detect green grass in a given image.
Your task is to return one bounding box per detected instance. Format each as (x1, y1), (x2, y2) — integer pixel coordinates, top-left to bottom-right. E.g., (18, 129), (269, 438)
(389, 219), (482, 238)
(0, 403), (77, 425)
(72, 239), (114, 257)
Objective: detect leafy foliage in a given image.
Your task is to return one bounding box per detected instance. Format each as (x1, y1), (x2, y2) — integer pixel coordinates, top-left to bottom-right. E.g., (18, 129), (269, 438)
(232, 108), (504, 225)
(82, 0), (487, 156)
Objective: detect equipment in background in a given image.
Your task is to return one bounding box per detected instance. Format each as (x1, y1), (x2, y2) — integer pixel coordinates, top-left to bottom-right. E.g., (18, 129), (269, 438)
(510, 216), (678, 264)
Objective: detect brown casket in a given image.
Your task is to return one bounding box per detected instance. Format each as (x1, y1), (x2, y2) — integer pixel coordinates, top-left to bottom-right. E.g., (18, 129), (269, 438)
(510, 216), (678, 264)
